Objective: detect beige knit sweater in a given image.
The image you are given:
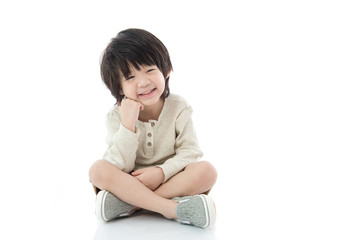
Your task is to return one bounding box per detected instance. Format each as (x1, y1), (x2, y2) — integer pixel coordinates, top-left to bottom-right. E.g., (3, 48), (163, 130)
(103, 94), (203, 182)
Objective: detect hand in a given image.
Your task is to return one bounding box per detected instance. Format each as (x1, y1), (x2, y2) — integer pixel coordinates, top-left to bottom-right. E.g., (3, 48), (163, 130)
(118, 98), (144, 132)
(131, 167), (165, 191)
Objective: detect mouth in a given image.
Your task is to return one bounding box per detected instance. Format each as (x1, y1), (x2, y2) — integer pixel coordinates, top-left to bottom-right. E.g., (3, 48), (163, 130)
(139, 88), (156, 97)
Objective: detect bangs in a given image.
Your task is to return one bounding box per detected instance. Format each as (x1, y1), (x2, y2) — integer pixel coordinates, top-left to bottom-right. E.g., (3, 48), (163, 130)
(115, 44), (157, 79)
(112, 33), (163, 78)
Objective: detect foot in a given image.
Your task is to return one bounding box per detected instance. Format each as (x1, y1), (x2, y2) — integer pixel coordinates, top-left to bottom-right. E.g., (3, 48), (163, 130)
(95, 190), (136, 222)
(174, 194), (216, 228)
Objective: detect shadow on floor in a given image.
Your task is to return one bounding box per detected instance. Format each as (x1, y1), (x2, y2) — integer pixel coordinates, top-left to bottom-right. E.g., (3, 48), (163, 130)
(93, 210), (216, 240)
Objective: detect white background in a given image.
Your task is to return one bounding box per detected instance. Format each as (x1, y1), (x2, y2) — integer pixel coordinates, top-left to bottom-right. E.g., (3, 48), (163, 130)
(0, 0), (359, 239)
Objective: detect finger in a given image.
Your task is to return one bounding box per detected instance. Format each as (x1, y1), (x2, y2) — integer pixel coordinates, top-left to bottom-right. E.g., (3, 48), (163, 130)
(134, 175), (142, 182)
(122, 98), (143, 107)
(131, 169), (142, 176)
(126, 99), (144, 110)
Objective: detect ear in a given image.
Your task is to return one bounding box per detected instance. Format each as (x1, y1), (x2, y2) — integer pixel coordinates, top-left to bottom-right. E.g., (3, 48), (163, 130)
(166, 69), (172, 78)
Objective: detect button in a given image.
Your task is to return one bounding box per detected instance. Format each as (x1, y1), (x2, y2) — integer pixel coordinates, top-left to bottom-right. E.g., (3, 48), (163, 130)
(147, 142), (152, 147)
(148, 133), (152, 137)
(151, 122), (155, 127)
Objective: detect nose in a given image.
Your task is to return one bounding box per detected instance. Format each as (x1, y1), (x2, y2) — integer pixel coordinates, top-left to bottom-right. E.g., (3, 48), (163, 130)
(137, 74), (150, 88)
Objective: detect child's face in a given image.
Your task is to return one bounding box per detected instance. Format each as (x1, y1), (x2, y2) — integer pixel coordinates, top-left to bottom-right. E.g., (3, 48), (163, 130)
(120, 65), (167, 106)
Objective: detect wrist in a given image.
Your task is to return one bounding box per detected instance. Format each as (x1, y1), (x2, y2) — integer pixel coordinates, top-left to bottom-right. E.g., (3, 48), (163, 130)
(121, 121), (136, 133)
(155, 167), (165, 182)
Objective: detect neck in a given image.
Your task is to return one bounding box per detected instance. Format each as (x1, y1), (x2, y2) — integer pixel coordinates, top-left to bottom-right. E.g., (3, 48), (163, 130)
(138, 97), (165, 122)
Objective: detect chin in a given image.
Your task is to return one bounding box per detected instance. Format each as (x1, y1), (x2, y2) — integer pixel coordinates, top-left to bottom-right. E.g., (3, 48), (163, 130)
(141, 97), (161, 106)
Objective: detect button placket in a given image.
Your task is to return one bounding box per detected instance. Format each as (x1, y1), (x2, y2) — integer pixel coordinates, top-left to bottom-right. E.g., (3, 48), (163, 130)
(144, 122), (154, 154)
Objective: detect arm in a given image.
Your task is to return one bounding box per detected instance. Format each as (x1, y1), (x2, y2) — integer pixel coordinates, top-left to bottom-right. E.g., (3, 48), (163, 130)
(157, 107), (203, 182)
(102, 105), (141, 173)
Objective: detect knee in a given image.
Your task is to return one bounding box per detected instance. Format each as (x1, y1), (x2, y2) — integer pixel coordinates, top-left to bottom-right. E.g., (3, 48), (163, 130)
(192, 161), (218, 187)
(89, 159), (113, 187)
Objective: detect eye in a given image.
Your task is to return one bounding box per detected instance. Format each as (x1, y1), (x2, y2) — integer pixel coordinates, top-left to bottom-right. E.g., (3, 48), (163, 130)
(125, 75), (134, 81)
(146, 69), (155, 73)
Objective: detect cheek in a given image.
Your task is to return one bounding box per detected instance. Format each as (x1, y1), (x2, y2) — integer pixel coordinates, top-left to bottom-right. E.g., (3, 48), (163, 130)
(156, 76), (166, 89)
(159, 80), (165, 89)
(121, 83), (135, 94)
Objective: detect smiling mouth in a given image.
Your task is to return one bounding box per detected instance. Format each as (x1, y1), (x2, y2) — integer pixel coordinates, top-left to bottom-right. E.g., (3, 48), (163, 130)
(139, 88), (156, 96)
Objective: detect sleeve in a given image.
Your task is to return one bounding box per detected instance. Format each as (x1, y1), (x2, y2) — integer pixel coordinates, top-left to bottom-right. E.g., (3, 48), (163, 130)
(157, 107), (203, 182)
(102, 108), (140, 173)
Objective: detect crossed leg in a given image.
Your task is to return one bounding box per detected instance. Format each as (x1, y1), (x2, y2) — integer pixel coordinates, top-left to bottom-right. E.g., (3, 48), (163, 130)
(89, 160), (217, 219)
(154, 161), (217, 199)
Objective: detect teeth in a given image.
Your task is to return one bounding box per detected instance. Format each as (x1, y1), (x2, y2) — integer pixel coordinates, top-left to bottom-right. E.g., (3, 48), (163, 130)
(141, 89), (153, 95)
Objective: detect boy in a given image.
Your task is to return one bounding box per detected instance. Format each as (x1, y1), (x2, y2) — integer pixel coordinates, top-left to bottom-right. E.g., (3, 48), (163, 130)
(89, 28), (217, 228)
